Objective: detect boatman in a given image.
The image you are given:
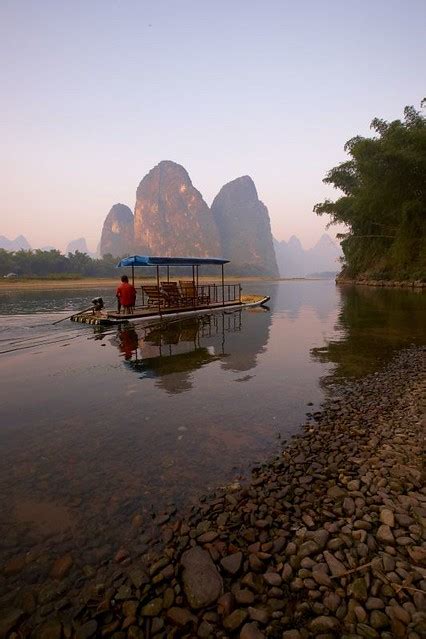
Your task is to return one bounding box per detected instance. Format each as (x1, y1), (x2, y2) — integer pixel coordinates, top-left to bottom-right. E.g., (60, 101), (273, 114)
(116, 275), (136, 314)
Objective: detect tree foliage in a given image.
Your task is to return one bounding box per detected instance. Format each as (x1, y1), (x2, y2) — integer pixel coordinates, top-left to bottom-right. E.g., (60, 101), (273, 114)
(314, 103), (426, 280)
(0, 249), (120, 278)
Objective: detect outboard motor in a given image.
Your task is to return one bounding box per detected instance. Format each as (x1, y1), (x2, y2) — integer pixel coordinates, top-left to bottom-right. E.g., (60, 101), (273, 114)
(91, 297), (104, 312)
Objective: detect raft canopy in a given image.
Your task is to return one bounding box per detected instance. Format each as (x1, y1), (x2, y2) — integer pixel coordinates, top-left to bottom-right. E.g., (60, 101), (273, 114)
(116, 256), (230, 267)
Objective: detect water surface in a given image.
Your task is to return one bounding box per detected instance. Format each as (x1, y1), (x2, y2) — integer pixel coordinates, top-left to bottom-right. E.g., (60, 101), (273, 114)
(0, 280), (424, 594)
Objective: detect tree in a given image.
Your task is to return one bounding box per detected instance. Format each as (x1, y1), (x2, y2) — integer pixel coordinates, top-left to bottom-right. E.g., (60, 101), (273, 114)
(314, 102), (426, 280)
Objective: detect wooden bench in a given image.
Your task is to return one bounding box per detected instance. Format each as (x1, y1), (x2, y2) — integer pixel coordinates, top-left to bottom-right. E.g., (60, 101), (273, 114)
(161, 282), (191, 307)
(141, 286), (167, 308)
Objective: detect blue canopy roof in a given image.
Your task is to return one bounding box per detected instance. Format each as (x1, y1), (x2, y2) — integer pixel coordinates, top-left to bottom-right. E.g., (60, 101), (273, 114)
(117, 255), (230, 267)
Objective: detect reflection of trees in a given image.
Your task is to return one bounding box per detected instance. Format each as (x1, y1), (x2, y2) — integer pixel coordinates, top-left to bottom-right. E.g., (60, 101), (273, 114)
(311, 285), (426, 385)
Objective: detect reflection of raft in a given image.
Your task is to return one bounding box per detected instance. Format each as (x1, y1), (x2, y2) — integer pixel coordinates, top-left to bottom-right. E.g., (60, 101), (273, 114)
(125, 347), (217, 378)
(71, 294), (270, 326)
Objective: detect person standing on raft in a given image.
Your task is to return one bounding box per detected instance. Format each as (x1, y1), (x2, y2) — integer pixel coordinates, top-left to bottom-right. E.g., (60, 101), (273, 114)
(116, 275), (136, 314)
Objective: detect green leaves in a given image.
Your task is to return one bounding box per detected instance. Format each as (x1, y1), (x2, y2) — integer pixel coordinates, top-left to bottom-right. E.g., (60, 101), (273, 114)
(314, 102), (426, 280)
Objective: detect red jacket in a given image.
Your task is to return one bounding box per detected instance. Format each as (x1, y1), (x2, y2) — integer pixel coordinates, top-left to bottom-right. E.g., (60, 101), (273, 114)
(116, 282), (136, 306)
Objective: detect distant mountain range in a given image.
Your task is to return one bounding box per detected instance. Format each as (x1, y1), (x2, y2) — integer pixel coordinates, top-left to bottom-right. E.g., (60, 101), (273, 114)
(0, 235), (31, 251)
(274, 234), (342, 277)
(0, 235), (98, 257)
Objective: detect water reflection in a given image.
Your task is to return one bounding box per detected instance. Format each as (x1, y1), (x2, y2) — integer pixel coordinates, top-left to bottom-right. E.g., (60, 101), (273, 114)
(311, 285), (426, 383)
(111, 309), (272, 394)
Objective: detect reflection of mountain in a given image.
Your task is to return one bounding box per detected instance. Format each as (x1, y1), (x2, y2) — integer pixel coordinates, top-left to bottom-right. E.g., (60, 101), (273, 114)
(273, 280), (338, 322)
(311, 285), (426, 384)
(111, 309), (272, 394)
(219, 308), (272, 372)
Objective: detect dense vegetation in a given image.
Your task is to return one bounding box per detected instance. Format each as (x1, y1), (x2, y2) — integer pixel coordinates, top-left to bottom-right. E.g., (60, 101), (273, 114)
(314, 102), (426, 280)
(0, 249), (120, 278)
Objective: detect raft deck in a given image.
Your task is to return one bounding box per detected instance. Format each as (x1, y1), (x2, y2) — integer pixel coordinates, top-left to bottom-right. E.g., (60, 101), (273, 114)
(71, 295), (269, 326)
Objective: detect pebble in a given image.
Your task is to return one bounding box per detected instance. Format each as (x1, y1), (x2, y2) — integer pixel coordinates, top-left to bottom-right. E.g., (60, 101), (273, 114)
(223, 609), (248, 631)
(380, 508), (395, 527)
(323, 550), (347, 577)
(240, 622), (265, 639)
(166, 607), (196, 627)
(221, 552), (243, 575)
(376, 525), (395, 545)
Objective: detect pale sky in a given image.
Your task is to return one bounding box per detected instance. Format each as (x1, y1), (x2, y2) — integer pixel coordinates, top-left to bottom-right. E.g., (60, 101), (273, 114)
(0, 0), (424, 253)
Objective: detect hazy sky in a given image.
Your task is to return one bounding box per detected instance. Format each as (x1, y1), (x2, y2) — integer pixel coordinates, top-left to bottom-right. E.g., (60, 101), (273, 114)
(1, 0), (424, 252)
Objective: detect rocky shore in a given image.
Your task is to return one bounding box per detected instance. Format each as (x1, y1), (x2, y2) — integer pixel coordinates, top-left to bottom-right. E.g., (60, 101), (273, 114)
(335, 277), (426, 289)
(1, 347), (425, 639)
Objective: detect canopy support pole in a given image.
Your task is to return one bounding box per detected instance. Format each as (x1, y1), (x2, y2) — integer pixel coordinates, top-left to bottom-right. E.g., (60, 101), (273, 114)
(131, 265), (134, 287)
(192, 265), (195, 308)
(167, 266), (170, 283)
(221, 264), (225, 306)
(156, 265), (161, 315)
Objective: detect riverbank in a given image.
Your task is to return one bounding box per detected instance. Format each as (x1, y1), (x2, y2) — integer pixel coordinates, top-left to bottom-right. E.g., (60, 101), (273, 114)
(1, 346), (424, 638)
(336, 276), (426, 289)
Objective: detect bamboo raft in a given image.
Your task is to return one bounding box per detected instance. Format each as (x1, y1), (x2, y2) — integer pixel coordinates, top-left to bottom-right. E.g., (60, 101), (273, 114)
(70, 294), (270, 326)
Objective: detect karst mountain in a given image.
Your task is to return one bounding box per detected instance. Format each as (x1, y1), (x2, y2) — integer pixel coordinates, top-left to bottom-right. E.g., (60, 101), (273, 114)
(99, 161), (278, 276)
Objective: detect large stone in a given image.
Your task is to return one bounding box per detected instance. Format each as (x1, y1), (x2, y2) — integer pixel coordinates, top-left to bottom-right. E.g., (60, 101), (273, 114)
(211, 176), (278, 276)
(181, 546), (223, 609)
(134, 160), (220, 257)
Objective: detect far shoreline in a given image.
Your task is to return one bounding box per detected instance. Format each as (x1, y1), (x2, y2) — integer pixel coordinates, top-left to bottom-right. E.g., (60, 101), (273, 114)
(0, 276), (328, 292)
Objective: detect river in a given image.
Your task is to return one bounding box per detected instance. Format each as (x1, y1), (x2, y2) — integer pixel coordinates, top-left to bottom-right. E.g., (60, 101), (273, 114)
(0, 280), (424, 597)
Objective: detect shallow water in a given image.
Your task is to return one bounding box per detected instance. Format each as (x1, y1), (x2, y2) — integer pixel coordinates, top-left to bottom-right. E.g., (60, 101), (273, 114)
(0, 280), (424, 592)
